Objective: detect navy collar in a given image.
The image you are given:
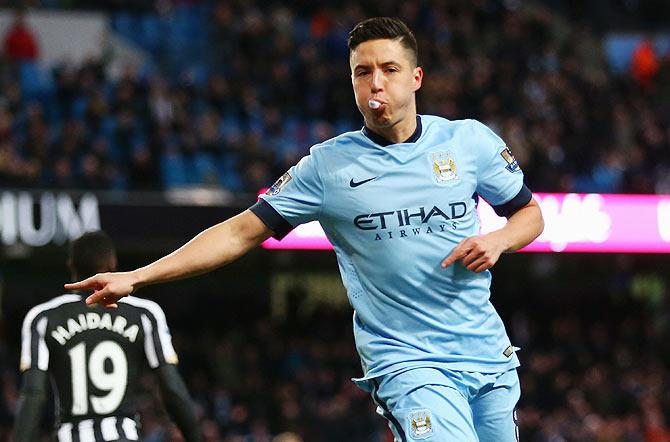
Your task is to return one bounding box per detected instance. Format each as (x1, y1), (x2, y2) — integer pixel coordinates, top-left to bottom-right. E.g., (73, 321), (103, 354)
(362, 115), (422, 147)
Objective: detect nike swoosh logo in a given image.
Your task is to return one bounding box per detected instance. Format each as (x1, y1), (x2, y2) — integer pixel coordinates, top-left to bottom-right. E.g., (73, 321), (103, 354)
(349, 177), (378, 188)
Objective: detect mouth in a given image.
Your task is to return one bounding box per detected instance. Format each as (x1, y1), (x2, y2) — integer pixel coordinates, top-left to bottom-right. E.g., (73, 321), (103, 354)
(368, 98), (387, 111)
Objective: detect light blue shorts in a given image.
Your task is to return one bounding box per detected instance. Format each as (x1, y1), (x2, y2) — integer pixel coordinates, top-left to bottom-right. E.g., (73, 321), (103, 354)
(363, 367), (520, 442)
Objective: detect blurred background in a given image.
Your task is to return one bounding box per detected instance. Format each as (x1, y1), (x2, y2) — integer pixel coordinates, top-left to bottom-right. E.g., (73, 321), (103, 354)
(0, 0), (669, 441)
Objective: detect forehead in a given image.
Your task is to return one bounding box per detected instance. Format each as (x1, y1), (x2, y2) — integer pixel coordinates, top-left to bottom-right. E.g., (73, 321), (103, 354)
(349, 38), (414, 68)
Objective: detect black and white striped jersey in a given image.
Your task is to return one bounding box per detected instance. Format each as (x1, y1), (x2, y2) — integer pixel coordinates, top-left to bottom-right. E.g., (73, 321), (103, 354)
(20, 294), (179, 441)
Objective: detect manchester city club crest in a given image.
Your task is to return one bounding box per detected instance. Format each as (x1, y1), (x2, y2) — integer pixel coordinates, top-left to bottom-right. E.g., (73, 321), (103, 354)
(266, 171), (292, 196)
(409, 409), (433, 439)
(430, 151), (458, 183)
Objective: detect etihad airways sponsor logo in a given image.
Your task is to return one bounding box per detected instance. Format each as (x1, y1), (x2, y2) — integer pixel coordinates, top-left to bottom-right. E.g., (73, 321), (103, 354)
(353, 203), (467, 241)
(353, 203), (467, 231)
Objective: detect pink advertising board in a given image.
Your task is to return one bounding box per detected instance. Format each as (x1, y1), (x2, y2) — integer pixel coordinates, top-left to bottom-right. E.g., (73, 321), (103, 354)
(260, 193), (670, 253)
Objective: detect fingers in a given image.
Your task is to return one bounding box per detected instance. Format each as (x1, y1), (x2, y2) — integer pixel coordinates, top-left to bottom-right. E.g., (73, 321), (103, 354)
(441, 251), (463, 268)
(64, 275), (98, 291)
(87, 297), (119, 309)
(85, 285), (106, 305)
(442, 241), (470, 269)
(473, 261), (492, 273)
(466, 256), (493, 273)
(99, 295), (119, 309)
(441, 237), (500, 272)
(460, 250), (481, 267)
(85, 287), (120, 309)
(441, 240), (470, 268)
(67, 273), (124, 309)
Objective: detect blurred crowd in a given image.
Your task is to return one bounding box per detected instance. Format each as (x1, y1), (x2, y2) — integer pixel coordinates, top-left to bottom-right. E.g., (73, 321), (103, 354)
(1, 276), (669, 442)
(513, 283), (670, 442)
(1, 1), (669, 194)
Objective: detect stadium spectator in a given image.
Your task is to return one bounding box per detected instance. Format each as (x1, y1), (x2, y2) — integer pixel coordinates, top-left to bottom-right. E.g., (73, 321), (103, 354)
(2, 11), (39, 63)
(631, 37), (660, 89)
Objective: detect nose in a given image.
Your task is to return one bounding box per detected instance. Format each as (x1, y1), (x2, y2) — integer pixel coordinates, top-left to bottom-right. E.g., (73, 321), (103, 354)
(370, 69), (383, 92)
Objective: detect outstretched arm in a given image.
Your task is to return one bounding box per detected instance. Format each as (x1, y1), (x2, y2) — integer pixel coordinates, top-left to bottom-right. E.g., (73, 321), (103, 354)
(442, 198), (544, 272)
(155, 365), (203, 442)
(65, 210), (274, 307)
(12, 369), (48, 442)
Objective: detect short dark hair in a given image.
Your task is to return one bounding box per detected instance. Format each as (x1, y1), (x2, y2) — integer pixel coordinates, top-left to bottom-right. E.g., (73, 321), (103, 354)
(68, 231), (116, 279)
(348, 17), (418, 66)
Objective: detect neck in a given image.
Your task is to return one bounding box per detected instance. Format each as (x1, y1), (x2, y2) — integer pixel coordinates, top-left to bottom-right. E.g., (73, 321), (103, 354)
(367, 112), (418, 144)
(364, 114), (421, 147)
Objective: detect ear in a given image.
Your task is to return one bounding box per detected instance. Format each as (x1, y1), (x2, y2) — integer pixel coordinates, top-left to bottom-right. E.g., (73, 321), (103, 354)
(413, 66), (423, 92)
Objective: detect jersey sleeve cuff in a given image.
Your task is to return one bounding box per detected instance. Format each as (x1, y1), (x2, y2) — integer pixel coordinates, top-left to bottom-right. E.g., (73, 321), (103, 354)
(492, 184), (532, 218)
(249, 199), (294, 240)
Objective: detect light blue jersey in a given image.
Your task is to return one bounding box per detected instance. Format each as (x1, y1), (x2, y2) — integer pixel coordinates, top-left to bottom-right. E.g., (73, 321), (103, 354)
(252, 115), (530, 381)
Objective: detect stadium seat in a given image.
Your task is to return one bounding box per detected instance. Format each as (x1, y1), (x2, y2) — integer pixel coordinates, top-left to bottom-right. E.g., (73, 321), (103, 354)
(191, 152), (218, 185)
(161, 151), (188, 188)
(19, 61), (50, 100)
(219, 155), (242, 191)
(604, 34), (644, 73)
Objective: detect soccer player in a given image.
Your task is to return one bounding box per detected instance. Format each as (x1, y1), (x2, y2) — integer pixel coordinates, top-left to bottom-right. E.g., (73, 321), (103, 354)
(66, 18), (544, 441)
(13, 231), (202, 442)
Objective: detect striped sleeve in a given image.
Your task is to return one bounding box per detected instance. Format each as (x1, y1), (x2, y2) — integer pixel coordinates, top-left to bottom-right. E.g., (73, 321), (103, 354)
(20, 313), (49, 372)
(120, 297), (178, 368)
(20, 295), (81, 372)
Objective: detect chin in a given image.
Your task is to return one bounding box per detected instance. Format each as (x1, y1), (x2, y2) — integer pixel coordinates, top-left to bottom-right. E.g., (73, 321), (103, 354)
(367, 112), (392, 127)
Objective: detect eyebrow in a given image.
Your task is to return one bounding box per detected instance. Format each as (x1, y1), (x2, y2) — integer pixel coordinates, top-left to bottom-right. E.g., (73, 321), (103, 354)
(353, 61), (402, 71)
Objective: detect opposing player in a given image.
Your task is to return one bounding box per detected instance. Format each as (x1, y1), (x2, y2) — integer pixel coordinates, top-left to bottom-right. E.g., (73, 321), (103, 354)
(66, 18), (544, 441)
(13, 231), (202, 442)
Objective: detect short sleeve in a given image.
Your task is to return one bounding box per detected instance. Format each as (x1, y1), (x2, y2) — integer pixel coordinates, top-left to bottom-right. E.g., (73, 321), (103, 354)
(20, 310), (50, 372)
(471, 120), (531, 217)
(121, 297), (179, 368)
(252, 150), (324, 239)
(143, 302), (178, 368)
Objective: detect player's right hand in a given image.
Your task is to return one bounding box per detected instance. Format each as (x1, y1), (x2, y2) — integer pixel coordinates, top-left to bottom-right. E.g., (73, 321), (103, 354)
(64, 272), (137, 309)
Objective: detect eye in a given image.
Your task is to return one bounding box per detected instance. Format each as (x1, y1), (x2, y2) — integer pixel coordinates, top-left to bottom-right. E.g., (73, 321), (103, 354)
(356, 70), (369, 77)
(385, 67), (399, 73)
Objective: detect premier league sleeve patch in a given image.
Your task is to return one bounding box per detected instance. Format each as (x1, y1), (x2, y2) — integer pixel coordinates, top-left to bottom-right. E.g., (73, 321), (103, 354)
(500, 147), (521, 173)
(409, 409), (433, 439)
(266, 171), (293, 196)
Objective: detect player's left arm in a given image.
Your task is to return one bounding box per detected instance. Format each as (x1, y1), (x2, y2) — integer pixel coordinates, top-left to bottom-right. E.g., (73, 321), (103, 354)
(442, 120), (544, 272)
(442, 198), (543, 272)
